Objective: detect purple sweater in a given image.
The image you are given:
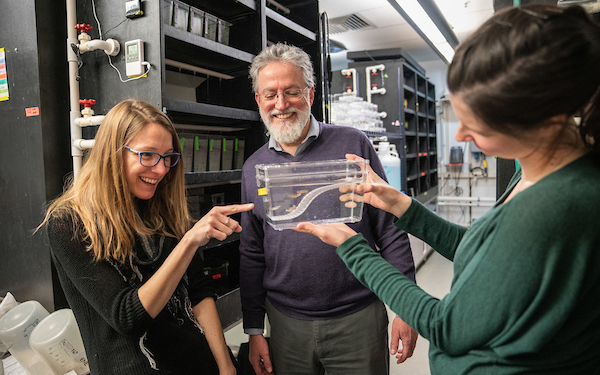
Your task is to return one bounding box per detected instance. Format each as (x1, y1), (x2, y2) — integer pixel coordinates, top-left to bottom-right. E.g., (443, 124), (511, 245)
(239, 121), (415, 332)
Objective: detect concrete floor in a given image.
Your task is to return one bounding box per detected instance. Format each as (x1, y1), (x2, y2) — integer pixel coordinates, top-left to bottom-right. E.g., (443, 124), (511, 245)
(388, 251), (453, 375)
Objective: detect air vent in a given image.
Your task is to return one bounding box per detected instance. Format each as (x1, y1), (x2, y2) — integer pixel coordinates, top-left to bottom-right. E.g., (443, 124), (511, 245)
(329, 14), (373, 34)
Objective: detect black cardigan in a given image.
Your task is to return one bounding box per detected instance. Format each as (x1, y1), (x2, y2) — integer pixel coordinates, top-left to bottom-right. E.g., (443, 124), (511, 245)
(47, 214), (221, 375)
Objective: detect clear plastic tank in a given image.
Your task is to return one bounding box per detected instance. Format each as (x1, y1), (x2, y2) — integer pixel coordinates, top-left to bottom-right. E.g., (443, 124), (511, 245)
(255, 159), (369, 230)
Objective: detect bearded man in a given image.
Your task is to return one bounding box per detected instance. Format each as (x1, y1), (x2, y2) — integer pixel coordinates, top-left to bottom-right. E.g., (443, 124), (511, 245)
(239, 43), (417, 375)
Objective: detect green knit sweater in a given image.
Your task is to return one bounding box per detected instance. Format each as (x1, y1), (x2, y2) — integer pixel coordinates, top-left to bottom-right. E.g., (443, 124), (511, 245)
(337, 154), (600, 374)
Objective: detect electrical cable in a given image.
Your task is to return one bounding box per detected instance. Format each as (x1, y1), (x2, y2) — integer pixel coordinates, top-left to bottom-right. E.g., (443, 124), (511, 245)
(469, 152), (489, 178)
(91, 0), (103, 39)
(71, 43), (83, 81)
(108, 58), (152, 83)
(454, 169), (463, 196)
(91, 0), (150, 83)
(104, 19), (130, 38)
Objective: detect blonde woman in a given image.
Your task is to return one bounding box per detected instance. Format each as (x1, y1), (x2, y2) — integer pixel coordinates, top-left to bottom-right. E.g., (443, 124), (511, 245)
(41, 99), (252, 374)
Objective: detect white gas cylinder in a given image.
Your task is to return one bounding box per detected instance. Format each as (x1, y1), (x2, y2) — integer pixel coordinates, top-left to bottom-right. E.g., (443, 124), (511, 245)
(377, 142), (402, 191)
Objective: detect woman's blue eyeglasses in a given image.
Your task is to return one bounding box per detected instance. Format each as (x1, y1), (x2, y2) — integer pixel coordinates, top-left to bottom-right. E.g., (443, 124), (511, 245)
(124, 146), (181, 168)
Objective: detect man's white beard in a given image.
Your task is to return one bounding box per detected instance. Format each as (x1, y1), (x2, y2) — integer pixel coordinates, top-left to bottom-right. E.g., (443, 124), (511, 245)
(260, 106), (311, 145)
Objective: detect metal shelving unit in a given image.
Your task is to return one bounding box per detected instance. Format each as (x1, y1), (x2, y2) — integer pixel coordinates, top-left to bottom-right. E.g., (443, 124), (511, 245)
(332, 52), (438, 203)
(400, 62), (438, 202)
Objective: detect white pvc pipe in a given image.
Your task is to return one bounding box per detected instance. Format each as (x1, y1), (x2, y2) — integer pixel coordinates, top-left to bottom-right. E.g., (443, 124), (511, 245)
(437, 202), (495, 207)
(368, 64), (386, 71)
(365, 64), (386, 103)
(73, 139), (96, 151)
(437, 196), (495, 202)
(340, 68), (357, 96)
(74, 115), (105, 127)
(67, 0), (83, 180)
(79, 39), (120, 56)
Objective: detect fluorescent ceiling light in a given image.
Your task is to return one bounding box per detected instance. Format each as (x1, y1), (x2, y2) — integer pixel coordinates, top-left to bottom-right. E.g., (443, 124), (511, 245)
(389, 0), (458, 63)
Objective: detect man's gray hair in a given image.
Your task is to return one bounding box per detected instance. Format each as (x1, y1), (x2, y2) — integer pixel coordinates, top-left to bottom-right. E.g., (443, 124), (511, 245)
(249, 43), (315, 93)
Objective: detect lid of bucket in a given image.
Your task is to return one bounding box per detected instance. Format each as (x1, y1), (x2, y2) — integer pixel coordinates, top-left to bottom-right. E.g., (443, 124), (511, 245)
(0, 301), (48, 340)
(29, 309), (74, 344)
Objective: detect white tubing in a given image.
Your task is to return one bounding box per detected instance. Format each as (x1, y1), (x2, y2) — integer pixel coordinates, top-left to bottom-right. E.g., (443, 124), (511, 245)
(67, 0), (83, 180)
(437, 196), (495, 202)
(73, 139), (96, 150)
(73, 139), (96, 151)
(437, 202), (495, 207)
(340, 68), (357, 96)
(75, 115), (105, 127)
(365, 64), (386, 103)
(79, 39), (120, 56)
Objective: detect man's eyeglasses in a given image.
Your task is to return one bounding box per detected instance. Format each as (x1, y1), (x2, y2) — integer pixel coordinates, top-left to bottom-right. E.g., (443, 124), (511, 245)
(259, 86), (309, 103)
(124, 146), (181, 168)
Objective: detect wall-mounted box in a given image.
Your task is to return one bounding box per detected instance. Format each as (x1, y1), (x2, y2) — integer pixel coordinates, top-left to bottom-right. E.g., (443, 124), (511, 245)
(255, 159), (369, 230)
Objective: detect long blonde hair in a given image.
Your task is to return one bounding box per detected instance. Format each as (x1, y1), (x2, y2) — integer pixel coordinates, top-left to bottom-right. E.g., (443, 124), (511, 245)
(41, 99), (191, 264)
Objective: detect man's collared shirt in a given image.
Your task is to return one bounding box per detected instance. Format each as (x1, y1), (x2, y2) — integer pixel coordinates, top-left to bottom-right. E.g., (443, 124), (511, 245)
(268, 115), (320, 156)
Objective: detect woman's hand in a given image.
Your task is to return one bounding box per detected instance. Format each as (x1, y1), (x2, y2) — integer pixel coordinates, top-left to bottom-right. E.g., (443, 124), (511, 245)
(140, 204), (253, 318)
(343, 154), (412, 218)
(294, 222), (358, 248)
(219, 362), (237, 375)
(187, 203), (254, 248)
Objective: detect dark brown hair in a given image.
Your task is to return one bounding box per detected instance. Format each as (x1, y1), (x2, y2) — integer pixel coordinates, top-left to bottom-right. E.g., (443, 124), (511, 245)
(448, 5), (600, 152)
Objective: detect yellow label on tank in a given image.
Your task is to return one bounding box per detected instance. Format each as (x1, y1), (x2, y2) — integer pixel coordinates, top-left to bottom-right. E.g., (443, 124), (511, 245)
(258, 188), (268, 196)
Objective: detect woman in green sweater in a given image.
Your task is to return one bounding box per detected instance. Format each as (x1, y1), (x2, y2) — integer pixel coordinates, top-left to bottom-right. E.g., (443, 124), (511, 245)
(296, 5), (600, 374)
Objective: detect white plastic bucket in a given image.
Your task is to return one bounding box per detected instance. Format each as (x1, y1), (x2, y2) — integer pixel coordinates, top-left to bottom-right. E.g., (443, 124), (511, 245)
(0, 301), (55, 375)
(29, 309), (89, 375)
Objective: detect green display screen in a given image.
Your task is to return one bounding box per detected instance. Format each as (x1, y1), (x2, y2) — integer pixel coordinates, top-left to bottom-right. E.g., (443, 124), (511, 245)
(127, 43), (139, 62)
